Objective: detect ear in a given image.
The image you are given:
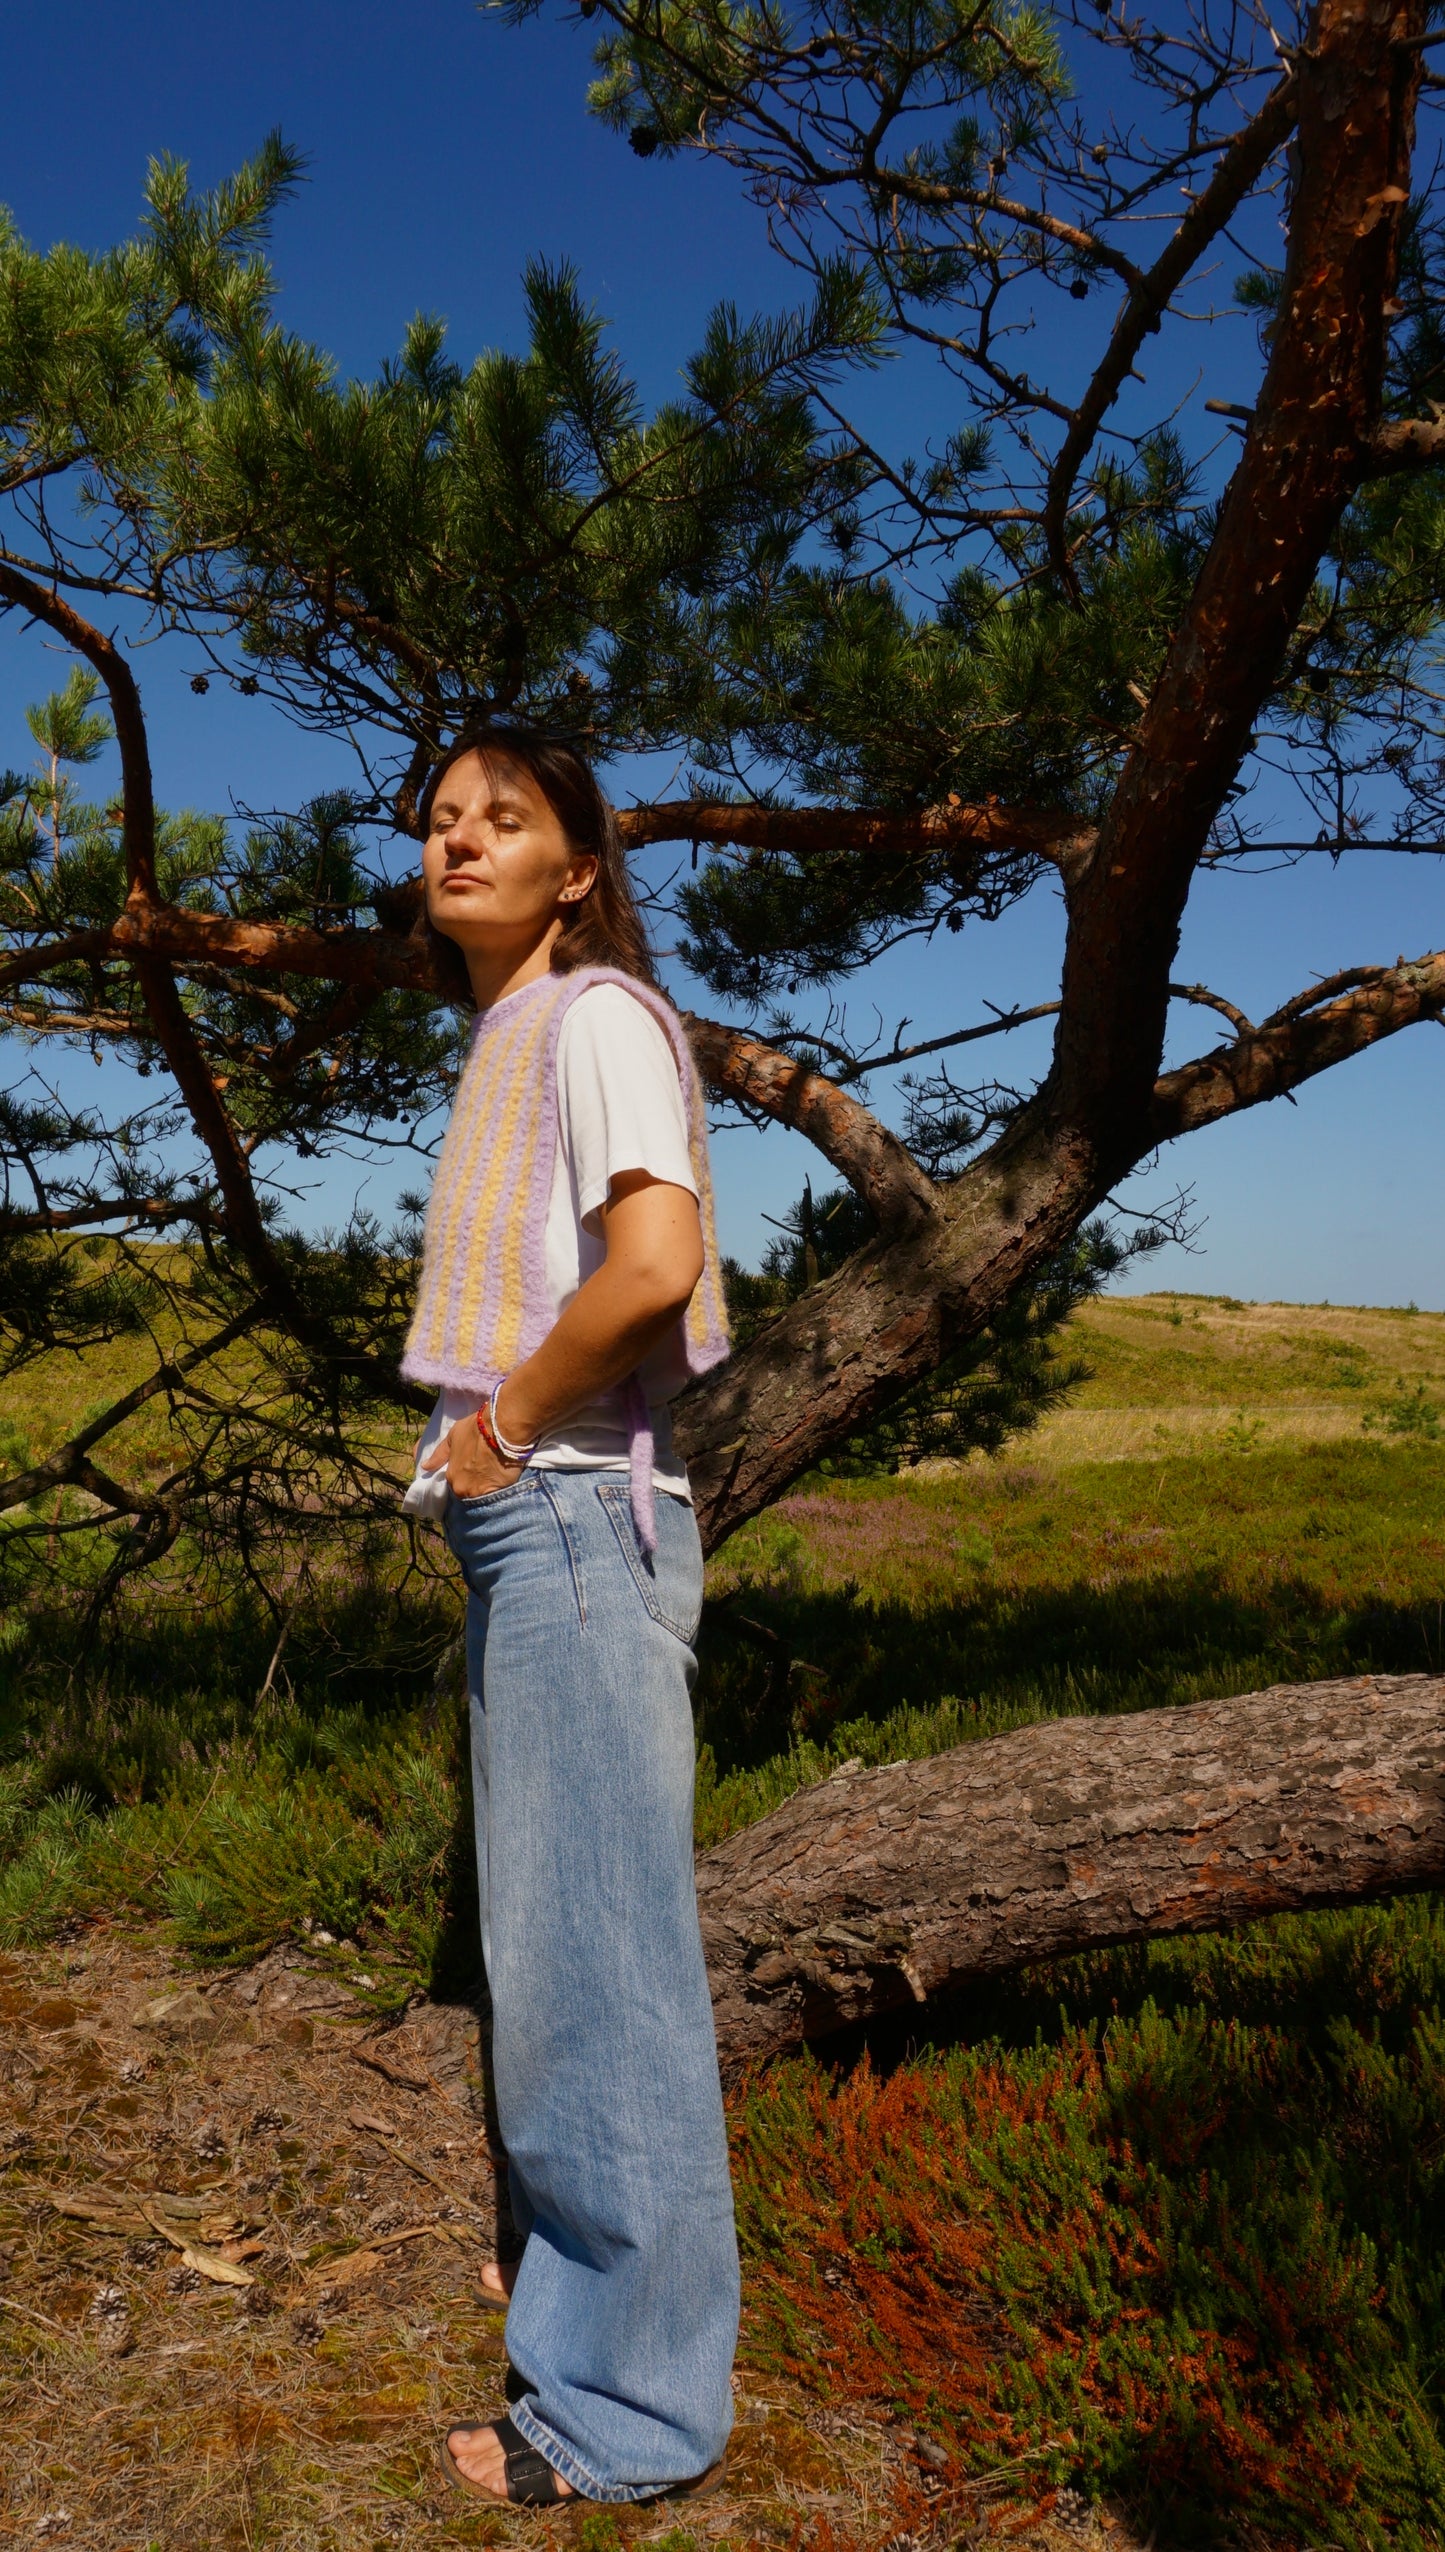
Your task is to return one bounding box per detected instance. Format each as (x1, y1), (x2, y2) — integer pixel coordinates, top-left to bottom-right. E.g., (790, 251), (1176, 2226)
(559, 852), (600, 905)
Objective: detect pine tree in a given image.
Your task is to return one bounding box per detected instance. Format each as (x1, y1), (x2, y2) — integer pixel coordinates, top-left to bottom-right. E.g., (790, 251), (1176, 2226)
(25, 667), (114, 870)
(1, 0), (1443, 1596)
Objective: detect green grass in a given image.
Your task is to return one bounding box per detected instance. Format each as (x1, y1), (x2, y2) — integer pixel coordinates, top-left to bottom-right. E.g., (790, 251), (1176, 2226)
(2, 1303), (1444, 2542)
(0, 1562), (476, 1992)
(1016, 1292), (1445, 1461)
(3, 1441), (1439, 1968)
(1067, 1291), (1445, 1411)
(694, 1439), (1445, 1844)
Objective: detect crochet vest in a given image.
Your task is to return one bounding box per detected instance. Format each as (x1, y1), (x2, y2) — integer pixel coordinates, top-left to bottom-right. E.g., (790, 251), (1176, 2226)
(402, 965), (730, 1548)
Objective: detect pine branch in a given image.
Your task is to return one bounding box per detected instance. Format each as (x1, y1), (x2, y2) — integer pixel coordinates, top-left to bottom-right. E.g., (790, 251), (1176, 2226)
(0, 558), (160, 904)
(681, 1013), (937, 1229)
(674, 938), (1445, 1551)
(0, 565), (319, 1339)
(0, 1304), (260, 1515)
(1041, 69), (1299, 584)
(618, 797), (1096, 873)
(0, 1195), (209, 1238)
(1150, 947), (1445, 1138)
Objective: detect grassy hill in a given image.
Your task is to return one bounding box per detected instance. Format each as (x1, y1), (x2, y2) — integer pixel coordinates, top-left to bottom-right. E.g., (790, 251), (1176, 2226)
(1033, 1290), (1445, 1459)
(4, 1283), (1440, 1495)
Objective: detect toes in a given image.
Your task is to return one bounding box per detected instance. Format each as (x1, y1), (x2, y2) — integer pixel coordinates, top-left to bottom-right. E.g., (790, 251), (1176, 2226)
(447, 2429), (505, 2492)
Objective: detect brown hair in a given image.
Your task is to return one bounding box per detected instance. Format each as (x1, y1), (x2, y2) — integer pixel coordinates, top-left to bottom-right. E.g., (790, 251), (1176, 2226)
(416, 723), (658, 1006)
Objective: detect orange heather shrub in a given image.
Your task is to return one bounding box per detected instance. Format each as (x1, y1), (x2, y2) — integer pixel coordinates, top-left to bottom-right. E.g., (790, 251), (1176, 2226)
(728, 1998), (1444, 2547)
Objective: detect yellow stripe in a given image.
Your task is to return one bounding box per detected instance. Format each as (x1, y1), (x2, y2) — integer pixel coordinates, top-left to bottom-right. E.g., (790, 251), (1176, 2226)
(446, 1002), (538, 1358)
(684, 1108), (728, 1351)
(411, 975), (730, 1377)
(408, 1069), (476, 1368)
(487, 999), (553, 1366)
(414, 1013), (514, 1366)
(414, 998), (538, 1368)
(452, 994), (554, 1362)
(491, 1021), (548, 1366)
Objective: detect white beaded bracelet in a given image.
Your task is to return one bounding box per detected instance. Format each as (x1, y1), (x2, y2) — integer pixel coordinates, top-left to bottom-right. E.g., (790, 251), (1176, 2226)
(489, 1380), (539, 1466)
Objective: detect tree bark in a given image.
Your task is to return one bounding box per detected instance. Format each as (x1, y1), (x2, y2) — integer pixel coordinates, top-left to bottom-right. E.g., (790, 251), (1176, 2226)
(698, 1672), (1445, 2068)
(1049, 0), (1423, 1168)
(676, 1114), (1086, 1545)
(615, 797), (1095, 869)
(2, 0), (1437, 1549)
(670, 0), (1432, 1547)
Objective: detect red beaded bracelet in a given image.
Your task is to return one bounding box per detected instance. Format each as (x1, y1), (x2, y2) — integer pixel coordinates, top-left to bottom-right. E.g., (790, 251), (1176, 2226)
(475, 1397), (507, 1459)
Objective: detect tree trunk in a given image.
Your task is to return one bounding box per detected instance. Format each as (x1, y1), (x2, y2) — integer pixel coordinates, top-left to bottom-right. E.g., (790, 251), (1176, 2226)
(698, 1673), (1445, 2068)
(676, 1117), (1094, 1549)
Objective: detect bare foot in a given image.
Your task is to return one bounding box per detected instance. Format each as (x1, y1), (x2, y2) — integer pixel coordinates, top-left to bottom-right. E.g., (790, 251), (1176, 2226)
(480, 2258), (519, 2304)
(446, 2420), (575, 2500)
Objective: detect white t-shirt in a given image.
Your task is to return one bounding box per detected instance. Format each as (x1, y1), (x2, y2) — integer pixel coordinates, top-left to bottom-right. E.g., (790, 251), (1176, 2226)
(403, 984), (700, 1520)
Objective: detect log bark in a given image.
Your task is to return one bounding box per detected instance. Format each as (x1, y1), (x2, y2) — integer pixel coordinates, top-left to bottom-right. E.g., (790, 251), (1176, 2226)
(698, 1672), (1445, 2067)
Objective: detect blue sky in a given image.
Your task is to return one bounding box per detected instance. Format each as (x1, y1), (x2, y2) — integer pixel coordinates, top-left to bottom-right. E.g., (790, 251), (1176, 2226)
(2, 0), (1441, 1307)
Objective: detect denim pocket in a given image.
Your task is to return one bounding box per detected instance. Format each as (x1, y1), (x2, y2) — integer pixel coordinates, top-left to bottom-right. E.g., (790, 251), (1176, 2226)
(596, 1482), (704, 1645)
(449, 1475), (535, 1511)
(444, 1477), (538, 1567)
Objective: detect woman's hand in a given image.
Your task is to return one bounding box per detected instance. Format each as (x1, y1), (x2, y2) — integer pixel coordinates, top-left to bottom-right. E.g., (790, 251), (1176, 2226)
(420, 1414), (524, 1500)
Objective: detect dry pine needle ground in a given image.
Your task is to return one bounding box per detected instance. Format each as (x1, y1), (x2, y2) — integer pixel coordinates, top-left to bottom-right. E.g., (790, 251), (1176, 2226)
(0, 1931), (1142, 2552)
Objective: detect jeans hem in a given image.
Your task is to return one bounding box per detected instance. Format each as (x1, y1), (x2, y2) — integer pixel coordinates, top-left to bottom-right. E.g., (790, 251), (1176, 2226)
(505, 2397), (692, 2505)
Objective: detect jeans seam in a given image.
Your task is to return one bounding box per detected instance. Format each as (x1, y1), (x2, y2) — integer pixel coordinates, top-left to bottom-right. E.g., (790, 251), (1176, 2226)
(536, 1472), (586, 1626)
(595, 1483), (701, 1644)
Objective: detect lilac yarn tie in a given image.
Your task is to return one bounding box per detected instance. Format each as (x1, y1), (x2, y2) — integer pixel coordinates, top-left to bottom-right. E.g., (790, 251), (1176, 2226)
(622, 1372), (657, 1555)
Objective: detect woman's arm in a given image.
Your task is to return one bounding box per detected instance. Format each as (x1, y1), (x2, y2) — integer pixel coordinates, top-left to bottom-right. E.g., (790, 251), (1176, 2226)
(423, 1169), (705, 1498)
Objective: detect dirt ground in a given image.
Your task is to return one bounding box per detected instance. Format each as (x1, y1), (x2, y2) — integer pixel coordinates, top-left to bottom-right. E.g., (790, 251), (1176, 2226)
(0, 1931), (1149, 2552)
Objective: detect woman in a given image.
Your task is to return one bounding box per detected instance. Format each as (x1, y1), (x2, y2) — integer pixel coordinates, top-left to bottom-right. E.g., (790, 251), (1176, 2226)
(399, 724), (739, 2508)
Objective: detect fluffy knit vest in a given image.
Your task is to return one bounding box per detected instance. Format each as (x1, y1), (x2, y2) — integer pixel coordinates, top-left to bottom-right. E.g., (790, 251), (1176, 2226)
(401, 965), (730, 1550)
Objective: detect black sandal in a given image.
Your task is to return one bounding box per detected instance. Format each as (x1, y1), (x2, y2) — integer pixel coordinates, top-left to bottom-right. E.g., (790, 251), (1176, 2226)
(439, 2411), (729, 2509)
(439, 2413), (580, 2506)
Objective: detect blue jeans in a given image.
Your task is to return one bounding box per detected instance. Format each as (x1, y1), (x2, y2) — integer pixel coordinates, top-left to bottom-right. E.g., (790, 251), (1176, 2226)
(444, 1470), (739, 2501)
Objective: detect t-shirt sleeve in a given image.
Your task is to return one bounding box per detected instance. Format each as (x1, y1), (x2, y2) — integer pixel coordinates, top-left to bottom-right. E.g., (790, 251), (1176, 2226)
(555, 985), (699, 1230)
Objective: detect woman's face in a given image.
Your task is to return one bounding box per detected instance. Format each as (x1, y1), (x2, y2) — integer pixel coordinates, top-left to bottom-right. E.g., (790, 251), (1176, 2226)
(422, 751), (596, 959)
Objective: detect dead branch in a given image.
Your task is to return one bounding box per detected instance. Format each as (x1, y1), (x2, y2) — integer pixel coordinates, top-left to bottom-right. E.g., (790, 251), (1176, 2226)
(1367, 413), (1445, 470)
(0, 1305), (261, 1515)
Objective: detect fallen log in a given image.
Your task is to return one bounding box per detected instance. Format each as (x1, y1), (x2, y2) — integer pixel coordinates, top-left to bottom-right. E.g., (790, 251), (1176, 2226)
(697, 1672), (1445, 2067)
